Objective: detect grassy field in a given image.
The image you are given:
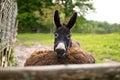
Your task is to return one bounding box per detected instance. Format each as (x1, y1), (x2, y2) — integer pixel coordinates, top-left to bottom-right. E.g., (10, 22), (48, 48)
(17, 33), (120, 63)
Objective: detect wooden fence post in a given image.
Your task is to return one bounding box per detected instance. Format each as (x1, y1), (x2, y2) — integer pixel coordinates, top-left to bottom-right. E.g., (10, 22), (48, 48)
(0, 0), (18, 67)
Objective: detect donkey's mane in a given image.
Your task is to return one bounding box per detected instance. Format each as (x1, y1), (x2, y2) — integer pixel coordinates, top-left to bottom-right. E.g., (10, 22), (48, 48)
(56, 23), (69, 31)
(62, 23), (66, 26)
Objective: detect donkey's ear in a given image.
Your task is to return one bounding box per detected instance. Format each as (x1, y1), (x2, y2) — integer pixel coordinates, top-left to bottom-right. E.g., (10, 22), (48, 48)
(54, 10), (61, 28)
(66, 12), (77, 30)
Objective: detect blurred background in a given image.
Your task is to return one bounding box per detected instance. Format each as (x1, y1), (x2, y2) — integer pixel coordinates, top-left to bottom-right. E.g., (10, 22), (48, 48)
(17, 0), (120, 33)
(14, 0), (120, 66)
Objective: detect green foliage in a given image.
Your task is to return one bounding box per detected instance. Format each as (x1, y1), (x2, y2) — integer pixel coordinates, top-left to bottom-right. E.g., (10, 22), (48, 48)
(17, 33), (120, 63)
(17, 12), (39, 32)
(17, 0), (54, 32)
(73, 18), (120, 33)
(17, 0), (94, 33)
(54, 0), (94, 17)
(17, 0), (120, 33)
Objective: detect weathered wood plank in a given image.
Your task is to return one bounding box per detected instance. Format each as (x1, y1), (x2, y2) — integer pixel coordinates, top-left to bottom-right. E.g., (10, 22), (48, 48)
(0, 0), (17, 67)
(0, 63), (120, 80)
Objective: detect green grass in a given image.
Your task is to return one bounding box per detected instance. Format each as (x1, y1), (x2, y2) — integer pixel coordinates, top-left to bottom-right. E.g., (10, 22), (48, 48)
(72, 33), (120, 63)
(17, 33), (120, 63)
(17, 33), (54, 46)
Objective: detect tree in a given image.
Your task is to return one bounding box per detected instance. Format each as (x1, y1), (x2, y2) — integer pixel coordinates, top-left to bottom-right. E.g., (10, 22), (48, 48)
(17, 0), (53, 32)
(54, 0), (94, 17)
(17, 0), (95, 32)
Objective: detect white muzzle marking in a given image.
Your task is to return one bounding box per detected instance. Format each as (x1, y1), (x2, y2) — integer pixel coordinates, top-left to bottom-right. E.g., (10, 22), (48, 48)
(55, 42), (66, 51)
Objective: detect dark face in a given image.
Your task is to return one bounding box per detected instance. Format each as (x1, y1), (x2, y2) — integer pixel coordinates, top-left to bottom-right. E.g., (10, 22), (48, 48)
(54, 26), (71, 58)
(54, 10), (77, 58)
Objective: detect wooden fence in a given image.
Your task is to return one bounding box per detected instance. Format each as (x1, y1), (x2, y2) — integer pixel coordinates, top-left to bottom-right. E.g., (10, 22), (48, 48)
(0, 63), (120, 80)
(0, 0), (17, 67)
(0, 1), (120, 80)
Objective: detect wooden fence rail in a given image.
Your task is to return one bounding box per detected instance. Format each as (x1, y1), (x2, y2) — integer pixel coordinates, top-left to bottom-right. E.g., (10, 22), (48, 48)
(0, 63), (120, 80)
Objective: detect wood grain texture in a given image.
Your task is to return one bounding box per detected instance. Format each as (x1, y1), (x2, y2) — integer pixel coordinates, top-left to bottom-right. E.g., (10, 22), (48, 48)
(0, 63), (120, 80)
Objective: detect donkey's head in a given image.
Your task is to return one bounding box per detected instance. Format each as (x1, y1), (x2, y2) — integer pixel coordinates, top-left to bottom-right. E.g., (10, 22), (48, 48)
(54, 10), (77, 58)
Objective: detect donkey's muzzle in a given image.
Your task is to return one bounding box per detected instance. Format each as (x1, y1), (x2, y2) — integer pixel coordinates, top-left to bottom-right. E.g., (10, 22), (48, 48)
(55, 49), (66, 58)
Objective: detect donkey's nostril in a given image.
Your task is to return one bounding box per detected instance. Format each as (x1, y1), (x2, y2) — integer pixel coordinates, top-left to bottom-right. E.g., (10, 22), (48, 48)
(55, 42), (66, 58)
(55, 49), (66, 57)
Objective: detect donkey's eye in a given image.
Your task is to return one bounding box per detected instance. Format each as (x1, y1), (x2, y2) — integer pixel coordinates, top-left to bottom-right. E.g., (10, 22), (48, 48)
(54, 33), (59, 38)
(67, 34), (71, 39)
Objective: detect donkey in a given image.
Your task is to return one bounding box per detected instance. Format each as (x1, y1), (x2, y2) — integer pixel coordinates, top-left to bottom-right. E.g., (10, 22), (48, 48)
(24, 10), (95, 66)
(54, 10), (80, 58)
